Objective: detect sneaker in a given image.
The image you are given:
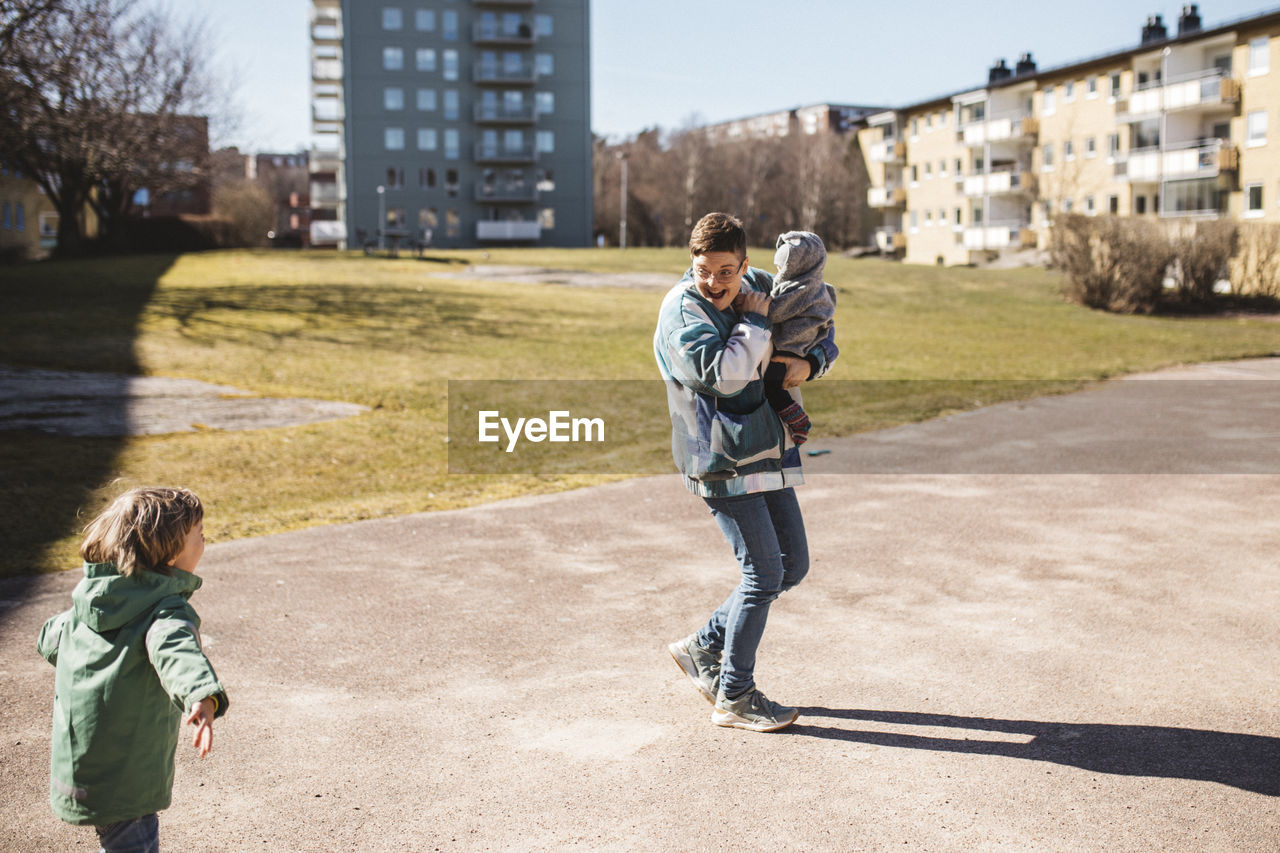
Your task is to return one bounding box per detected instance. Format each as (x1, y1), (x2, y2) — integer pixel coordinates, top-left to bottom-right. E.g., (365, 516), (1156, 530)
(668, 634), (721, 704)
(711, 688), (798, 732)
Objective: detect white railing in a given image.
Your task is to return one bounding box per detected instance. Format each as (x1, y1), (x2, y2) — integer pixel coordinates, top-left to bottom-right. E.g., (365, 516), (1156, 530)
(963, 221), (1027, 250)
(476, 220), (541, 241)
(962, 110), (1035, 146)
(1120, 139), (1225, 181)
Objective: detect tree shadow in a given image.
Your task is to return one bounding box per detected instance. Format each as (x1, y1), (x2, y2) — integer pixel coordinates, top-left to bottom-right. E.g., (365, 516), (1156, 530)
(790, 708), (1279, 796)
(0, 254), (177, 594)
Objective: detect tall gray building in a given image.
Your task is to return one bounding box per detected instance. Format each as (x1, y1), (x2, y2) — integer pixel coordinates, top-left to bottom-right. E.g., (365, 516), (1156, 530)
(309, 0), (592, 249)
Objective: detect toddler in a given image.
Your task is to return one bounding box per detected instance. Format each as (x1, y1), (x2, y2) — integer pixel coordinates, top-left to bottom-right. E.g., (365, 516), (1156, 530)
(37, 486), (228, 853)
(764, 230), (837, 444)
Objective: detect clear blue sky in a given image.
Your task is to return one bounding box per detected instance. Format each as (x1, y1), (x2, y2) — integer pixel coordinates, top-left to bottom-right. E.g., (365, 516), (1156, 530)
(168, 0), (1280, 152)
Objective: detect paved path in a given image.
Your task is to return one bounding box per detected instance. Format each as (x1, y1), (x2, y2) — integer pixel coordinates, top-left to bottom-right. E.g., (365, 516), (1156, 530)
(2, 360), (1278, 851)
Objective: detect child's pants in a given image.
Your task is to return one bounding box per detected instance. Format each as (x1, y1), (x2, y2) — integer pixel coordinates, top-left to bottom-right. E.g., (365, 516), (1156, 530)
(95, 813), (158, 853)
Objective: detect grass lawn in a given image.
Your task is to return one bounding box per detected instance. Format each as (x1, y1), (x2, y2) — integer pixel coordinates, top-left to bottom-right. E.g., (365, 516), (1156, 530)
(1, 247), (1277, 576)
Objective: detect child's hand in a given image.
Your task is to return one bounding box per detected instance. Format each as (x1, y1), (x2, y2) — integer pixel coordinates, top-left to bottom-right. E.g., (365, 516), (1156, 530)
(185, 697), (216, 758)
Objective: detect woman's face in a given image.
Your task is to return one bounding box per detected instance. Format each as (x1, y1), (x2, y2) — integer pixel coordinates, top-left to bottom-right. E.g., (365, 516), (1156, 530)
(691, 251), (747, 311)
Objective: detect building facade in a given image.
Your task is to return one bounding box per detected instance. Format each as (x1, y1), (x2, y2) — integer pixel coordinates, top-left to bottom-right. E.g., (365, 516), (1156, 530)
(860, 5), (1280, 265)
(309, 0), (592, 249)
(702, 103), (887, 142)
(0, 160), (58, 261)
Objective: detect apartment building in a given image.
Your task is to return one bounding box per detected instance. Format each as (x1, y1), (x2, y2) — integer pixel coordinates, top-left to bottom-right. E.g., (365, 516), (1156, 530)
(702, 103), (887, 142)
(860, 5), (1280, 265)
(0, 160), (58, 261)
(309, 0), (592, 249)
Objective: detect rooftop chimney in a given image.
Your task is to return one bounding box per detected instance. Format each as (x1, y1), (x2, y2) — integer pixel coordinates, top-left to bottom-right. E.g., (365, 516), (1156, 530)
(1015, 52), (1037, 76)
(1141, 14), (1168, 44)
(1178, 4), (1202, 35)
(989, 58), (1012, 84)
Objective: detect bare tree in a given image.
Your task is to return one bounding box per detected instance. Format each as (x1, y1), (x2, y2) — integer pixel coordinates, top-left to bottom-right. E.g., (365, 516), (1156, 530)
(0, 0), (217, 255)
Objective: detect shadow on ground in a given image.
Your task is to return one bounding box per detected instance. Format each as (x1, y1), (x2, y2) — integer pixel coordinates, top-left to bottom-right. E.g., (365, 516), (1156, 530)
(0, 254), (176, 587)
(791, 708), (1280, 796)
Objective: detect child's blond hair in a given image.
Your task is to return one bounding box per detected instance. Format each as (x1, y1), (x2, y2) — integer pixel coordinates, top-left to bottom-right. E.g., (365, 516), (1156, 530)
(79, 487), (203, 577)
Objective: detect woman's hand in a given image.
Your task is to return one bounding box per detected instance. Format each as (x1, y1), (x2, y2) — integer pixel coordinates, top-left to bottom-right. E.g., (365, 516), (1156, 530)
(769, 354), (812, 389)
(734, 289), (771, 317)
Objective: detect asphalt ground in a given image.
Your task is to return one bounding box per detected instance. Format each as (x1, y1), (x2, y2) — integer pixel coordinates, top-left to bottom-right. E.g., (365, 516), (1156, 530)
(2, 359), (1278, 851)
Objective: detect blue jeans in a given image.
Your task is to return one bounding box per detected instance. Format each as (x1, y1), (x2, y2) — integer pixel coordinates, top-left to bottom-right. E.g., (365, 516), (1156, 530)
(696, 487), (809, 699)
(95, 813), (159, 853)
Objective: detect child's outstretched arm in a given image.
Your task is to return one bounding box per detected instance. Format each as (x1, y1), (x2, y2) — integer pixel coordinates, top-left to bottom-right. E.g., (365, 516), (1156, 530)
(185, 696), (217, 757)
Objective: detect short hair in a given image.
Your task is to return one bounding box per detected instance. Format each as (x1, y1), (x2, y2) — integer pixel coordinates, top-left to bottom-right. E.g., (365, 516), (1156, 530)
(80, 487), (203, 577)
(688, 212), (747, 260)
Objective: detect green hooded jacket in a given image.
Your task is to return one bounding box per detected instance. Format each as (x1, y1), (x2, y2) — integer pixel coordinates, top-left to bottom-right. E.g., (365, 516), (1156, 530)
(37, 562), (229, 826)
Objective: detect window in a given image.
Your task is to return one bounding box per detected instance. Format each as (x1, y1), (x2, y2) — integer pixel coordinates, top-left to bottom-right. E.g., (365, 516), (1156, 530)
(910, 164), (918, 184)
(385, 127), (405, 150)
(1085, 136), (1096, 158)
(1064, 139), (1075, 161)
(954, 208), (962, 226)
(1109, 72), (1122, 99)
(1108, 194), (1119, 214)
(384, 87), (404, 110)
(1107, 133), (1120, 159)
(446, 209), (459, 239)
(446, 169), (459, 197)
(443, 49), (458, 81)
(1064, 81), (1075, 102)
(938, 158), (948, 177)
(536, 168), (555, 191)
(2, 201), (9, 229)
(416, 48), (436, 72)
(386, 167), (404, 189)
(1085, 195), (1095, 214)
(925, 114), (932, 129)
(538, 207), (555, 229)
(534, 14), (552, 36)
(417, 128), (437, 150)
(924, 161), (932, 178)
(1086, 76), (1098, 98)
(386, 207), (404, 229)
(911, 117), (919, 137)
(1136, 195), (1147, 214)
(535, 92), (554, 115)
(1062, 198), (1074, 213)
(383, 47), (403, 71)
(909, 210), (918, 231)
(1250, 37), (1270, 76)
(954, 158), (963, 175)
(1246, 183), (1264, 216)
(443, 90), (459, 120)
(444, 128), (459, 159)
(382, 7), (402, 30)
(415, 9), (435, 31)
(424, 207), (438, 229)
(1042, 143), (1054, 169)
(1248, 110), (1267, 147)
(503, 128), (523, 152)
(536, 130), (554, 153)
(15, 202), (23, 230)
(535, 53), (553, 76)
(938, 207), (946, 224)
(1042, 86), (1056, 115)
(419, 167), (436, 189)
(442, 10), (457, 40)
(417, 88), (436, 111)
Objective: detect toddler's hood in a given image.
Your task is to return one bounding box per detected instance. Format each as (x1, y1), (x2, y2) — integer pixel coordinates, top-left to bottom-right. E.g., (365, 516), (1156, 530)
(774, 231), (827, 280)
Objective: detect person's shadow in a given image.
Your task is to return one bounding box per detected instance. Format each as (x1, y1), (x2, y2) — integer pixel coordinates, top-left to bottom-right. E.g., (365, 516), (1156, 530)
(791, 708), (1279, 796)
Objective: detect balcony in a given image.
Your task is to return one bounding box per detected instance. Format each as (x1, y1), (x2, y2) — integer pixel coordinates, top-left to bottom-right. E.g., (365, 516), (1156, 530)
(474, 142), (537, 164)
(474, 61), (537, 86)
(874, 228), (907, 252)
(1117, 139), (1237, 183)
(309, 182), (343, 204)
(472, 20), (536, 45)
(962, 169), (1035, 197)
(1125, 68), (1239, 119)
(473, 102), (537, 124)
(477, 220), (541, 241)
(867, 185), (907, 207)
(475, 182), (538, 202)
(870, 139), (905, 163)
(960, 111), (1037, 147)
(963, 221), (1034, 250)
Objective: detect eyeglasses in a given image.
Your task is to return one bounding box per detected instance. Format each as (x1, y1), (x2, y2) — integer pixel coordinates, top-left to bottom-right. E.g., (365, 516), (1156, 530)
(692, 260), (744, 285)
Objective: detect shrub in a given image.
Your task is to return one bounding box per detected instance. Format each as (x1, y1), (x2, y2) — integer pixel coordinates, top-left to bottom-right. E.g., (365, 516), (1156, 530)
(1170, 220), (1237, 304)
(1229, 223), (1280, 299)
(1050, 214), (1173, 314)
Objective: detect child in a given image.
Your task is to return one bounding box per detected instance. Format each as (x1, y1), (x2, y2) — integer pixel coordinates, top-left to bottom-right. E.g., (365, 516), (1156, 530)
(763, 230), (837, 445)
(37, 486), (229, 853)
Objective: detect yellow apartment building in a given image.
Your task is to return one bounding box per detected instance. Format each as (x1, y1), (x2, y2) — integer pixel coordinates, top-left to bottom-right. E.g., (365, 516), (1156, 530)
(859, 5), (1280, 265)
(0, 161), (59, 261)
